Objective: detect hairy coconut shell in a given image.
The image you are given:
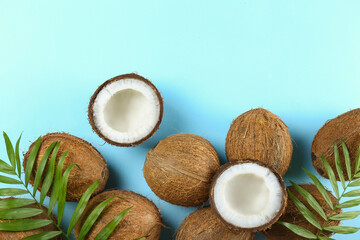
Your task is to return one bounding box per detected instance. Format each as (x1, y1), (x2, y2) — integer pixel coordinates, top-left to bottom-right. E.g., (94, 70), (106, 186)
(143, 133), (220, 207)
(311, 108), (360, 180)
(209, 159), (288, 232)
(225, 108), (293, 176)
(74, 190), (162, 240)
(176, 207), (254, 240)
(88, 73), (164, 147)
(0, 198), (61, 240)
(23, 133), (109, 201)
(263, 184), (341, 240)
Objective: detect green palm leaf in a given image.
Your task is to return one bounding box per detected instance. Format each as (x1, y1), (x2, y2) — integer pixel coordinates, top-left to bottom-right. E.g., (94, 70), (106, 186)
(320, 156), (339, 198)
(0, 208), (43, 219)
(40, 141), (60, 205)
(323, 226), (360, 234)
(3, 132), (16, 167)
(20, 231), (63, 240)
(0, 188), (28, 197)
(0, 175), (22, 185)
(349, 179), (360, 187)
(334, 142), (345, 188)
(303, 169), (334, 209)
(343, 189), (360, 197)
(318, 236), (335, 240)
(48, 151), (68, 216)
(329, 211), (360, 220)
(94, 207), (133, 240)
(15, 134), (22, 176)
(25, 137), (41, 187)
(341, 140), (352, 181)
(77, 196), (117, 240)
(277, 221), (317, 239)
(287, 189), (322, 229)
(337, 198), (360, 208)
(290, 181), (327, 220)
(0, 219), (52, 231)
(67, 180), (100, 237)
(0, 159), (16, 175)
(0, 198), (35, 209)
(355, 145), (360, 174)
(32, 141), (57, 196)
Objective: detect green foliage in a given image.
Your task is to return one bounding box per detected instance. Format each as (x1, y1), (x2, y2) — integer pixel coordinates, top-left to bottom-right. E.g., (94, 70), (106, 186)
(279, 141), (360, 239)
(0, 132), (131, 240)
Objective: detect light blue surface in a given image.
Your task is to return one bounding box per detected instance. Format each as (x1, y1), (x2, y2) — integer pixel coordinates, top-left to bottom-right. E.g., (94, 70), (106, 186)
(0, 1), (360, 239)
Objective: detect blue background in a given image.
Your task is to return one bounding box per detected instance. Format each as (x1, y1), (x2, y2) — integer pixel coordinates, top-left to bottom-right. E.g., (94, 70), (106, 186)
(1, 1), (360, 239)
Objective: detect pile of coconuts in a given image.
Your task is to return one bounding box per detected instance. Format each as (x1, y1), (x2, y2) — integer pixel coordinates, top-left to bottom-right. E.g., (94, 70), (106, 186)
(3, 73), (358, 240)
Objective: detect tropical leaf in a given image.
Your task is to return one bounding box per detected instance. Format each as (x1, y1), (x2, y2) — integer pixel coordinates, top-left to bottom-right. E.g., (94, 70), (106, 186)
(323, 226), (360, 234)
(0, 198), (35, 209)
(349, 179), (360, 187)
(341, 140), (352, 181)
(67, 180), (100, 237)
(32, 141), (57, 196)
(0, 219), (52, 231)
(0, 188), (28, 197)
(40, 141), (60, 205)
(287, 189), (322, 229)
(337, 198), (360, 208)
(334, 142), (345, 188)
(3, 132), (16, 167)
(0, 175), (22, 185)
(277, 221), (317, 239)
(355, 145), (360, 174)
(318, 236), (335, 240)
(329, 211), (360, 220)
(20, 231), (63, 240)
(320, 156), (339, 198)
(0, 159), (16, 175)
(0, 208), (43, 219)
(343, 189), (360, 197)
(94, 207), (133, 240)
(303, 169), (334, 209)
(15, 134), (22, 176)
(25, 137), (41, 187)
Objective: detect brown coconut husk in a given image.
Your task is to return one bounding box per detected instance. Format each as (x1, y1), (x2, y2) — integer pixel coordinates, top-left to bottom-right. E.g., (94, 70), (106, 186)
(176, 207), (254, 240)
(311, 108), (360, 180)
(263, 184), (341, 240)
(143, 133), (220, 207)
(209, 159), (288, 232)
(74, 190), (162, 240)
(0, 198), (61, 240)
(88, 73), (164, 147)
(23, 132), (109, 201)
(225, 108), (293, 176)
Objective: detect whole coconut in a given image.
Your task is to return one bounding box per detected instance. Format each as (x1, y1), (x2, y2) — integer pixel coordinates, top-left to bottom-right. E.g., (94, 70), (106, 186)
(0, 198), (61, 240)
(263, 184), (340, 240)
(225, 108), (293, 176)
(176, 207), (254, 240)
(74, 190), (162, 240)
(23, 133), (109, 201)
(143, 133), (220, 206)
(311, 108), (360, 180)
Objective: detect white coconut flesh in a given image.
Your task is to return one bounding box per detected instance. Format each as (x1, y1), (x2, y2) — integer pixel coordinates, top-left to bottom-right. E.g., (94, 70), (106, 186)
(213, 162), (283, 229)
(92, 78), (161, 144)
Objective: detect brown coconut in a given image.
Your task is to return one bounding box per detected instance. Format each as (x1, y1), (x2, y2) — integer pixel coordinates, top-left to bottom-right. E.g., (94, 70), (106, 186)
(74, 190), (162, 240)
(88, 73), (164, 147)
(209, 159), (288, 232)
(23, 133), (109, 201)
(225, 108), (293, 176)
(176, 207), (254, 240)
(311, 108), (360, 180)
(263, 184), (341, 240)
(0, 198), (61, 240)
(143, 133), (220, 207)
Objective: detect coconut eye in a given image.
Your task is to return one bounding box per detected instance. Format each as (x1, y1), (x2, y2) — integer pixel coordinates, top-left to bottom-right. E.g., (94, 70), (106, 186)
(210, 159), (287, 232)
(88, 73), (163, 147)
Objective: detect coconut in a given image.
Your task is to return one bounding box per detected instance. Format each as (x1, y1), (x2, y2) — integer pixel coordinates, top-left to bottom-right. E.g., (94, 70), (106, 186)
(225, 108), (293, 176)
(0, 198), (61, 240)
(74, 190), (162, 240)
(143, 133), (220, 207)
(88, 73), (164, 147)
(311, 108), (360, 180)
(209, 159), (287, 232)
(23, 132), (109, 201)
(176, 207), (254, 240)
(263, 184), (341, 240)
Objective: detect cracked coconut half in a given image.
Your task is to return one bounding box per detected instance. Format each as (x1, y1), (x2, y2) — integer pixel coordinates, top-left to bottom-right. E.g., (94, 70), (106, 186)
(210, 159), (287, 232)
(88, 73), (163, 146)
